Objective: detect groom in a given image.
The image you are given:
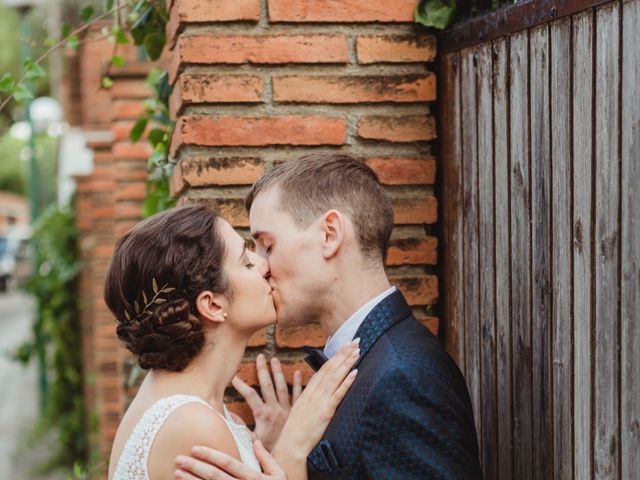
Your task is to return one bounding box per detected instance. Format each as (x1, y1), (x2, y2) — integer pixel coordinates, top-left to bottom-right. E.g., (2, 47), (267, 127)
(178, 152), (481, 478)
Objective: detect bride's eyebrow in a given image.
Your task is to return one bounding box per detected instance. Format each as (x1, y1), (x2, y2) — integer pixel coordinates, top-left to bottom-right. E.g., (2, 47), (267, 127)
(238, 242), (247, 260)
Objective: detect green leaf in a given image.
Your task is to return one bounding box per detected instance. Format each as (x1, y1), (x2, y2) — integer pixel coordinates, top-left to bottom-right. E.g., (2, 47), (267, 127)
(62, 23), (71, 39)
(80, 6), (95, 22)
(148, 128), (165, 148)
(415, 0), (457, 30)
(0, 73), (15, 93)
(44, 36), (57, 48)
(113, 26), (130, 45)
(129, 117), (148, 142)
(67, 35), (80, 50)
(143, 31), (166, 61)
(111, 55), (125, 67)
(12, 84), (33, 102)
(102, 76), (114, 89)
(105, 0), (115, 11)
(24, 59), (46, 82)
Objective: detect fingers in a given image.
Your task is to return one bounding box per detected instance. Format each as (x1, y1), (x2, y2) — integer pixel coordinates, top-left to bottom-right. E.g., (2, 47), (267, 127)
(175, 452), (235, 480)
(232, 376), (265, 413)
(329, 368), (358, 407)
(269, 357), (290, 408)
(256, 354), (278, 404)
(315, 338), (360, 387)
(291, 370), (302, 404)
(185, 447), (261, 479)
(253, 439), (286, 476)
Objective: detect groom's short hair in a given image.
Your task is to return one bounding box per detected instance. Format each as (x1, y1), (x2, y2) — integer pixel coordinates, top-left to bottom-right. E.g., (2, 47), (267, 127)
(245, 152), (394, 262)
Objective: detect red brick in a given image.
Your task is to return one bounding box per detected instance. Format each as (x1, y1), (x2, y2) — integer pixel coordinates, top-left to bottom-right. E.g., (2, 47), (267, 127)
(366, 157), (436, 185)
(275, 324), (326, 348)
(226, 400), (255, 426)
(393, 195), (437, 224)
(170, 116), (346, 154)
(357, 35), (436, 63)
(115, 202), (143, 219)
(273, 74), (435, 103)
(387, 236), (437, 266)
(112, 142), (153, 160)
(109, 79), (152, 99)
(170, 161), (186, 198)
(179, 156), (264, 187)
(393, 275), (439, 305)
(167, 0), (260, 48)
(112, 100), (145, 120)
(236, 359), (313, 386)
(184, 197), (249, 227)
(248, 328), (268, 347)
(268, 0), (416, 22)
(358, 115), (436, 142)
(115, 183), (146, 202)
(170, 34), (348, 82)
(114, 166), (148, 182)
(170, 74), (264, 115)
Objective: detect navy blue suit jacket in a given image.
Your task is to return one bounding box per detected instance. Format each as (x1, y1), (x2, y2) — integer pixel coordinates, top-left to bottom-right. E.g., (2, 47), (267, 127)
(307, 290), (482, 479)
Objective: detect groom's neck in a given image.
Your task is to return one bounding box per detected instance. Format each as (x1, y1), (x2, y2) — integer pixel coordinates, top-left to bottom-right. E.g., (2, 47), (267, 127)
(319, 265), (391, 337)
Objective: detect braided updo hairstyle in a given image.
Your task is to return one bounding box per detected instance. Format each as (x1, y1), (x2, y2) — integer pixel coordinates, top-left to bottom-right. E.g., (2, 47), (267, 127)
(104, 205), (230, 372)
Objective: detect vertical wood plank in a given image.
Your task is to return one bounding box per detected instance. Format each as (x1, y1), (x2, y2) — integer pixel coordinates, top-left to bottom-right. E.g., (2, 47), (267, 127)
(572, 10), (594, 480)
(594, 3), (621, 479)
(460, 46), (482, 454)
(550, 16), (574, 480)
(621, 0), (640, 477)
(509, 29), (533, 480)
(529, 24), (553, 480)
(440, 52), (465, 369)
(493, 36), (513, 480)
(476, 42), (497, 480)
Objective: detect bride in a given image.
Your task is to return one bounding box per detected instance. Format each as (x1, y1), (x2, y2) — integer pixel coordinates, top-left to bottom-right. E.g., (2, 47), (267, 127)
(104, 204), (358, 480)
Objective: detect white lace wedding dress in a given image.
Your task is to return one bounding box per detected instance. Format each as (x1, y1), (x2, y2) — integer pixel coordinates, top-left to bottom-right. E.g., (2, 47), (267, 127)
(112, 394), (261, 479)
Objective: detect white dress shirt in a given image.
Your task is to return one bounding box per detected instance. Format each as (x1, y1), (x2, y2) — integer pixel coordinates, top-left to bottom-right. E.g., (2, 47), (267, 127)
(323, 286), (397, 359)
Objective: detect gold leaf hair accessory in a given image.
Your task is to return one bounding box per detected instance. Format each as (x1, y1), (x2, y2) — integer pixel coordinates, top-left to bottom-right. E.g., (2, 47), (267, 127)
(123, 278), (176, 323)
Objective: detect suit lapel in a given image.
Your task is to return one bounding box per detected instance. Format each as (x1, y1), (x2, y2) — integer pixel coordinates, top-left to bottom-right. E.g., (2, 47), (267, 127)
(352, 289), (412, 369)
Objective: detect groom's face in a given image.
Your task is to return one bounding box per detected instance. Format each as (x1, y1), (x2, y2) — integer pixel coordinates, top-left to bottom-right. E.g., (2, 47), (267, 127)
(249, 186), (326, 327)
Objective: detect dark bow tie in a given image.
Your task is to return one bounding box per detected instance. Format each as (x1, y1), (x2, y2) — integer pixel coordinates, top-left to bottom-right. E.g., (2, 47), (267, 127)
(303, 346), (328, 372)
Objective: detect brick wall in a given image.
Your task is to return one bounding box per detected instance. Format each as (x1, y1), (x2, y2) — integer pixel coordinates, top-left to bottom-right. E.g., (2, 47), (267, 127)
(167, 0), (439, 423)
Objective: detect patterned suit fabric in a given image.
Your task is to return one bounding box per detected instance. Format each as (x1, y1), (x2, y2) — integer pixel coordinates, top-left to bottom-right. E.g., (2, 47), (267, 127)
(307, 290), (482, 479)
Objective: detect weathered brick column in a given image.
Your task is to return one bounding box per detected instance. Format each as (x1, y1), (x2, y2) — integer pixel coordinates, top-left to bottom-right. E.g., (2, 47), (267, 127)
(167, 0), (439, 421)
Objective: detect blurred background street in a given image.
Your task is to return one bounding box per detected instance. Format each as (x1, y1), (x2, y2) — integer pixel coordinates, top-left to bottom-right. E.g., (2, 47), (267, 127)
(0, 291), (54, 479)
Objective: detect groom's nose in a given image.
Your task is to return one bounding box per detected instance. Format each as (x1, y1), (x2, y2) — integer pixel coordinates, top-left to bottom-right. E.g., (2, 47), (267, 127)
(257, 255), (270, 278)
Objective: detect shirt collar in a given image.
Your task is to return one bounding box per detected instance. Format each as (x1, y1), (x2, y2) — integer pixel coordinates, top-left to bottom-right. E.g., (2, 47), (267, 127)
(323, 286), (397, 358)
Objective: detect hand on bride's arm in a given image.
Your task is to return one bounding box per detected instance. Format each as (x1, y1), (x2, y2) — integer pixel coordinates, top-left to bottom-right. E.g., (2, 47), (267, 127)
(174, 340), (359, 480)
(232, 354), (302, 450)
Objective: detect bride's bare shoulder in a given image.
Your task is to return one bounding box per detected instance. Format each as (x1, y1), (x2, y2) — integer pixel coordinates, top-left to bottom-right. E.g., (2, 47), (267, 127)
(148, 402), (242, 480)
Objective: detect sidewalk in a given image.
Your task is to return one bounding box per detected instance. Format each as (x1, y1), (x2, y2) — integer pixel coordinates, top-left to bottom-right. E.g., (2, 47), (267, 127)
(0, 291), (57, 479)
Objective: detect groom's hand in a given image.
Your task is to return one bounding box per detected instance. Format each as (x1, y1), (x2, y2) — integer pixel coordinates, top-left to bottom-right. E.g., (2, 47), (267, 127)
(232, 354), (302, 451)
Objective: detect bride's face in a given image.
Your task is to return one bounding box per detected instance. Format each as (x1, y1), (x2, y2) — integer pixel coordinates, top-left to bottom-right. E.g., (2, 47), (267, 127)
(217, 219), (276, 332)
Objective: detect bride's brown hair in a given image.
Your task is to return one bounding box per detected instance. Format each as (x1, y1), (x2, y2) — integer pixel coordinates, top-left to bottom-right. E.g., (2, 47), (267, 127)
(104, 204), (230, 372)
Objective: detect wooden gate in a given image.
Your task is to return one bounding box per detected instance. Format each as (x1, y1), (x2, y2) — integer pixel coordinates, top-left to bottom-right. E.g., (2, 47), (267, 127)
(439, 1), (639, 478)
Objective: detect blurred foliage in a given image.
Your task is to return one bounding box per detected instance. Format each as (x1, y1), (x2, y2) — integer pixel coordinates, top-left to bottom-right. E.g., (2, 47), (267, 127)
(0, 131), (58, 207)
(16, 205), (85, 471)
(415, 0), (457, 29)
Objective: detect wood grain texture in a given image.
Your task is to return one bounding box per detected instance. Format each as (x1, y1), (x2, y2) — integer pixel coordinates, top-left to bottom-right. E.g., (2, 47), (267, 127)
(460, 47), (482, 454)
(476, 42), (498, 480)
(509, 30), (533, 480)
(550, 17), (574, 480)
(594, 3), (621, 479)
(492, 36), (514, 480)
(572, 10), (594, 480)
(620, 1), (640, 477)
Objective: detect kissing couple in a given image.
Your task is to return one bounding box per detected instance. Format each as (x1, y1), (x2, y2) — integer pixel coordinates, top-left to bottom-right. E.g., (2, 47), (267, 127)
(105, 152), (482, 480)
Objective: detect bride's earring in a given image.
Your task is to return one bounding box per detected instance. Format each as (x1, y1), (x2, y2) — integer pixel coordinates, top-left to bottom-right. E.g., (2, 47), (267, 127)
(223, 312), (228, 318)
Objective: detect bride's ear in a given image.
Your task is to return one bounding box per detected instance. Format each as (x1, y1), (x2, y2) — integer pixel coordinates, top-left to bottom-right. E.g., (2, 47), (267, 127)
(195, 291), (227, 324)
(320, 209), (346, 259)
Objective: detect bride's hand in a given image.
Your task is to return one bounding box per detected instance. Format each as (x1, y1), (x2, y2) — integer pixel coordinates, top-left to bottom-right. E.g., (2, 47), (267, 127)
(271, 339), (360, 468)
(231, 354), (302, 451)
(175, 439), (285, 480)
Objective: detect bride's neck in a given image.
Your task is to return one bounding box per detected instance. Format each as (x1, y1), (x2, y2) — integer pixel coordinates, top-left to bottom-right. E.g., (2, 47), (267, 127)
(147, 326), (250, 413)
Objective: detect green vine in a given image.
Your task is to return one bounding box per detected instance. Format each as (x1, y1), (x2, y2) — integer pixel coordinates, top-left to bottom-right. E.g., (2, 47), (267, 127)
(14, 205), (84, 472)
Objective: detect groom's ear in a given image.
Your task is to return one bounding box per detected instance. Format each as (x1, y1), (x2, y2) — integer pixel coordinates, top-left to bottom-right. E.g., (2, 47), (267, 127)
(320, 209), (345, 259)
(195, 290), (227, 324)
